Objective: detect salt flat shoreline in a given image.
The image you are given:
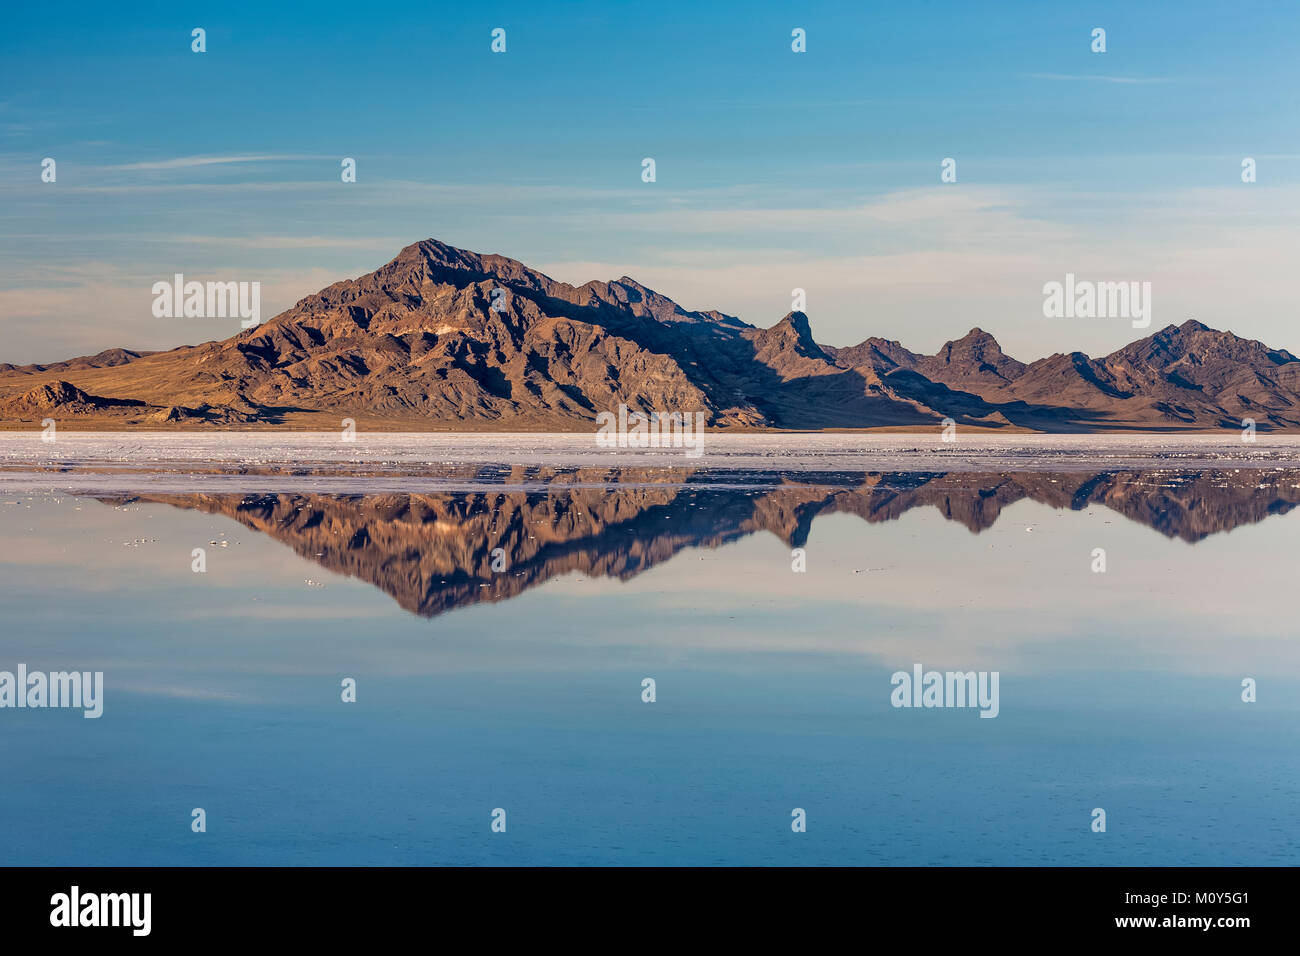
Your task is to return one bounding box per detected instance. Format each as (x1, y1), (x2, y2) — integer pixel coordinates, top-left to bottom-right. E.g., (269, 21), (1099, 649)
(1, 432), (1299, 494)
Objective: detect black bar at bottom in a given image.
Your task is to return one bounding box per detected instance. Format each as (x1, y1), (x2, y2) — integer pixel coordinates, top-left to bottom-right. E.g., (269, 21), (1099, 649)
(0, 866), (1276, 941)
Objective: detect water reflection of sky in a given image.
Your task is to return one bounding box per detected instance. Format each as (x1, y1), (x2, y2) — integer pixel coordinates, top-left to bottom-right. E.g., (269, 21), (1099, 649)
(0, 481), (1296, 865)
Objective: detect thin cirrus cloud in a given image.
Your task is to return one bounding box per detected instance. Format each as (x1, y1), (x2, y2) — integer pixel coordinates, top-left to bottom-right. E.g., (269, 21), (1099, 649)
(108, 154), (318, 170)
(1026, 72), (1174, 85)
(0, 234), (399, 250)
(161, 235), (402, 250)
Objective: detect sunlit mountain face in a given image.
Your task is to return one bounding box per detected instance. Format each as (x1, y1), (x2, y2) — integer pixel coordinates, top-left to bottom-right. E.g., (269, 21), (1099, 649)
(6, 239), (1300, 432)
(96, 467), (1300, 618)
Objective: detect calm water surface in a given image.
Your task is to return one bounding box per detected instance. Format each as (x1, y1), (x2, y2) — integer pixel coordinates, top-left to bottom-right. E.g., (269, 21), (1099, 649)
(1, 462), (1297, 865)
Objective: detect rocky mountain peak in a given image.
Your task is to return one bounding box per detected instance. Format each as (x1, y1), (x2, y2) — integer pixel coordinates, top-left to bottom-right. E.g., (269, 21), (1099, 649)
(4, 238), (1300, 432)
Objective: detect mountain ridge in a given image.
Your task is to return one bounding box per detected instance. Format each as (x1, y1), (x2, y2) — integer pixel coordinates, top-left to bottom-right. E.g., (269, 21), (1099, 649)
(3, 238), (1298, 431)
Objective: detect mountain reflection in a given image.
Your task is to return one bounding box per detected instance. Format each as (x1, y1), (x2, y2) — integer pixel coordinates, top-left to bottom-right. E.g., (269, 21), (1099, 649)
(104, 468), (1300, 618)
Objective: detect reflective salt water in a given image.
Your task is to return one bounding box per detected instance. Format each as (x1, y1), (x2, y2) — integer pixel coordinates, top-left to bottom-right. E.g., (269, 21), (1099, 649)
(1, 461), (1297, 865)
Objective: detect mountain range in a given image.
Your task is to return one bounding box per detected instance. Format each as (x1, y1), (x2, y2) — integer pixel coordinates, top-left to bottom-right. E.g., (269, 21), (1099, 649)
(4, 238), (1299, 431)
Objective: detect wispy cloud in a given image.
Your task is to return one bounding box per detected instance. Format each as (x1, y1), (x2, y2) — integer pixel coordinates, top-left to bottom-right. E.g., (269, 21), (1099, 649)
(1027, 73), (1173, 85)
(0, 234), (400, 250)
(162, 234), (402, 250)
(0, 182), (331, 199)
(115, 682), (242, 701)
(110, 154), (316, 170)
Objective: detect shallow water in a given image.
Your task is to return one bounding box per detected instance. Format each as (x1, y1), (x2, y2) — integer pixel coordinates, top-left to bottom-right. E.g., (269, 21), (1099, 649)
(0, 443), (1297, 865)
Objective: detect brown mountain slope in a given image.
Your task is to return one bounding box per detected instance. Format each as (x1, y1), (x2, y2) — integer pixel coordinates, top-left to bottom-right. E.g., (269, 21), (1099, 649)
(829, 320), (1300, 431)
(2, 239), (1298, 431)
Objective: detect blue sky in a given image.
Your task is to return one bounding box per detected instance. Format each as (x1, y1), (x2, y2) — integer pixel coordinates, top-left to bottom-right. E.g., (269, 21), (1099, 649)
(2, 0), (1298, 363)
